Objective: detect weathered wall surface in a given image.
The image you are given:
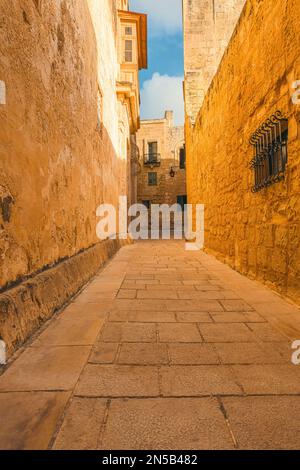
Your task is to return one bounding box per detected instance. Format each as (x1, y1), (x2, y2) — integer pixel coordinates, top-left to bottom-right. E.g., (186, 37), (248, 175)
(185, 0), (300, 303)
(0, 0), (127, 290)
(0, 0), (134, 355)
(136, 112), (186, 206)
(183, 0), (246, 123)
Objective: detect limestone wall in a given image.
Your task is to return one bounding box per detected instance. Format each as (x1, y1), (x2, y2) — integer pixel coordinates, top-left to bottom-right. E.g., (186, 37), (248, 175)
(183, 0), (246, 123)
(185, 0), (300, 303)
(0, 0), (128, 291)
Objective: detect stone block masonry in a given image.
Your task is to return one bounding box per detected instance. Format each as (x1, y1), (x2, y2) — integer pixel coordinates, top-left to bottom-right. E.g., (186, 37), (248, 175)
(184, 0), (300, 304)
(183, 0), (246, 123)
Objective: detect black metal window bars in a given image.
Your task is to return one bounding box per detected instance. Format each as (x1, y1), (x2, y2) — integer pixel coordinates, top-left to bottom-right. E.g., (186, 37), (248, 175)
(249, 111), (288, 193)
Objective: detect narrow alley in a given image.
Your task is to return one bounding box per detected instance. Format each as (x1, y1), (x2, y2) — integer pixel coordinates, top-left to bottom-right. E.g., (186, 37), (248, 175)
(1, 240), (300, 450)
(1, 0), (300, 456)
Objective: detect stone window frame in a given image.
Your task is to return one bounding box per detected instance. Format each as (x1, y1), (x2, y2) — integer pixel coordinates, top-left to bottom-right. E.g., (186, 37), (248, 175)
(122, 23), (137, 64)
(148, 172), (158, 186)
(144, 138), (161, 157)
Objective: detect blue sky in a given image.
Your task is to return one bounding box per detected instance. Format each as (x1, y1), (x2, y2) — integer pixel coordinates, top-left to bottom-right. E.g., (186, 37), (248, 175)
(130, 0), (184, 125)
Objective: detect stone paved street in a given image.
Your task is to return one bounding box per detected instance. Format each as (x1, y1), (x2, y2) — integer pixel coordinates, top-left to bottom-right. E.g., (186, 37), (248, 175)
(1, 240), (300, 450)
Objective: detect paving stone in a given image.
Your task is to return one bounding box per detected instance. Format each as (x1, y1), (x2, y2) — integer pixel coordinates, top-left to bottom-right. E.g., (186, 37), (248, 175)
(220, 300), (254, 311)
(53, 398), (107, 450)
(273, 342), (295, 362)
(199, 324), (255, 342)
(122, 282), (146, 289)
(140, 280), (160, 285)
(146, 285), (195, 291)
(0, 346), (90, 391)
(33, 315), (105, 346)
(100, 398), (234, 449)
(159, 280), (182, 286)
(176, 312), (212, 323)
(108, 310), (176, 323)
(158, 323), (202, 343)
(248, 301), (300, 316)
(137, 290), (178, 300)
(101, 323), (156, 343)
(195, 285), (223, 291)
(117, 290), (137, 299)
(247, 323), (289, 342)
(161, 366), (242, 396)
(75, 365), (159, 397)
(211, 312), (265, 323)
(165, 300), (223, 312)
(232, 364), (300, 394)
(85, 282), (122, 293)
(63, 302), (111, 319)
(233, 289), (282, 304)
(168, 343), (220, 365)
(215, 342), (286, 364)
(126, 274), (154, 280)
(118, 343), (168, 365)
(131, 300), (167, 311)
(75, 291), (118, 302)
(178, 291), (240, 300)
(222, 396), (300, 449)
(267, 314), (300, 342)
(89, 343), (119, 364)
(0, 391), (70, 449)
(182, 280), (214, 286)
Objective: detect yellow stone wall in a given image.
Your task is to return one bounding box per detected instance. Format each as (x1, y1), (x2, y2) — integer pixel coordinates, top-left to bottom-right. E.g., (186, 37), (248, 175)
(183, 0), (246, 123)
(185, 0), (300, 304)
(0, 0), (133, 290)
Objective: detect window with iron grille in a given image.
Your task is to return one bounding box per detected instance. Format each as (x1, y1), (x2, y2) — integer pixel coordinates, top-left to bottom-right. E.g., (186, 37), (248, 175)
(148, 172), (157, 186)
(250, 111), (288, 192)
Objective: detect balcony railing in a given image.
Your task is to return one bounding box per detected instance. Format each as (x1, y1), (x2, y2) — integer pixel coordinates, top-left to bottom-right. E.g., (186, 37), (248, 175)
(144, 153), (161, 166)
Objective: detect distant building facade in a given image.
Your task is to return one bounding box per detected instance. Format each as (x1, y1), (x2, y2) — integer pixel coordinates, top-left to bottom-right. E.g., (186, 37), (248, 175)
(136, 111), (186, 211)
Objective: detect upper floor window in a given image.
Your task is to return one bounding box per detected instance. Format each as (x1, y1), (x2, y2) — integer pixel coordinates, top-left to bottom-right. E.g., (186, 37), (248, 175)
(179, 146), (186, 169)
(125, 26), (132, 36)
(125, 39), (133, 62)
(148, 141), (158, 156)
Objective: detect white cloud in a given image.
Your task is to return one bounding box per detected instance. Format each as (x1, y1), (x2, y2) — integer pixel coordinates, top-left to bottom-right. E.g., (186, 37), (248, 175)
(130, 0), (182, 35)
(140, 73), (184, 125)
